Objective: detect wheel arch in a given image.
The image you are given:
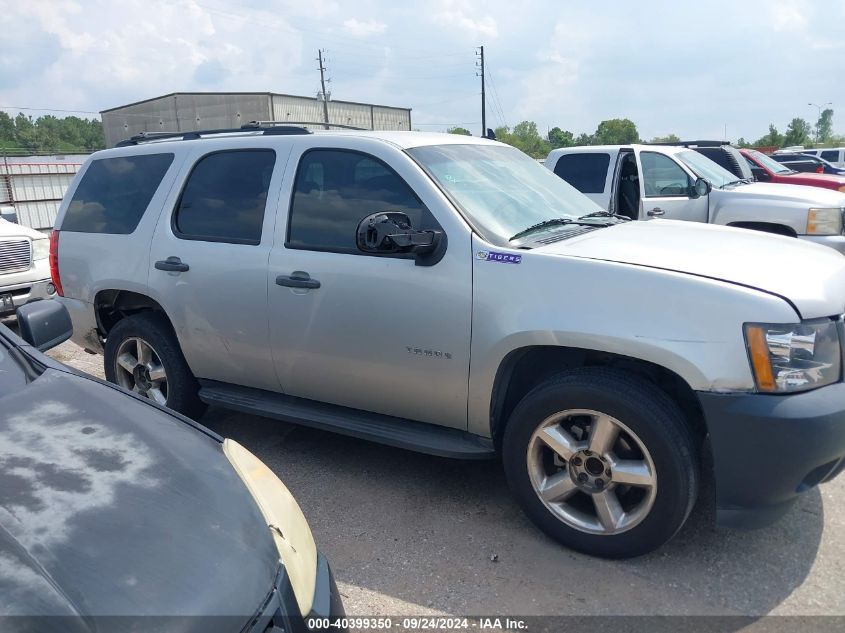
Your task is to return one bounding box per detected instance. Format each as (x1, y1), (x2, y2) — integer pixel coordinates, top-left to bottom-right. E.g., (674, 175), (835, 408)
(94, 289), (177, 339)
(488, 345), (707, 451)
(726, 221), (797, 237)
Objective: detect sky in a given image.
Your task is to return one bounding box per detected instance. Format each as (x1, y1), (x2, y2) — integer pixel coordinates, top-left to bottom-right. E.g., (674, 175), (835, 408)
(1, 0), (844, 142)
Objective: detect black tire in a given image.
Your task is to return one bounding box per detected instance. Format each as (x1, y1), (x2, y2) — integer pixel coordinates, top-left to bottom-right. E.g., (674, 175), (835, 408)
(104, 312), (207, 419)
(502, 367), (699, 558)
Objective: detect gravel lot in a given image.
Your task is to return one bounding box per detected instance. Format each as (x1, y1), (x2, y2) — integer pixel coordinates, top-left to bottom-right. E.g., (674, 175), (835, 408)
(27, 331), (845, 617)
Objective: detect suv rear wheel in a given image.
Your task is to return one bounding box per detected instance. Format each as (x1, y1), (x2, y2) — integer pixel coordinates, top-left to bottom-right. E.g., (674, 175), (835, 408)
(104, 312), (206, 419)
(502, 367), (698, 558)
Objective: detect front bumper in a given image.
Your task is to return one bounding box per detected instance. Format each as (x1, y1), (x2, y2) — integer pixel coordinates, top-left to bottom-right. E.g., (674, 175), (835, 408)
(253, 554), (345, 633)
(699, 383), (845, 529)
(799, 234), (845, 255)
(0, 277), (56, 316)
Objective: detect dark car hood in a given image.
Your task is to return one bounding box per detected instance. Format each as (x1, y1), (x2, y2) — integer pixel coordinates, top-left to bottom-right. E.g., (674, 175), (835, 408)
(0, 368), (279, 629)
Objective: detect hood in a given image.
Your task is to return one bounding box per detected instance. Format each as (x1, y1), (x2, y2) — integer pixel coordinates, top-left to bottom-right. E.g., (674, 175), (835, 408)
(727, 181), (845, 206)
(0, 218), (45, 241)
(0, 369), (279, 629)
(536, 219), (845, 319)
(772, 171), (845, 187)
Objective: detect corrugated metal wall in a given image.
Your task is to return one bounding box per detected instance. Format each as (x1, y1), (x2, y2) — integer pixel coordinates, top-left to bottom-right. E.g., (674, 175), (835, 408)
(1, 159), (83, 230)
(102, 93), (412, 146)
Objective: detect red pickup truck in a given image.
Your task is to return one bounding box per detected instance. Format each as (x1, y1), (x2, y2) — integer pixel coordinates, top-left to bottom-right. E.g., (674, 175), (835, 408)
(741, 148), (845, 192)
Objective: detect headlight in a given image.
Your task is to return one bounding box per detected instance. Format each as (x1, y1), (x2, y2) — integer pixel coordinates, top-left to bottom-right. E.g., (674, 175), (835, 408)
(806, 208), (842, 235)
(32, 237), (49, 261)
(223, 439), (317, 615)
(744, 320), (841, 393)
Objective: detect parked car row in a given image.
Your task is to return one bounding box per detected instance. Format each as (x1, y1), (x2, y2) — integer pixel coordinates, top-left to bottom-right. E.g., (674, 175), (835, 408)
(546, 143), (845, 250)
(6, 125), (845, 625)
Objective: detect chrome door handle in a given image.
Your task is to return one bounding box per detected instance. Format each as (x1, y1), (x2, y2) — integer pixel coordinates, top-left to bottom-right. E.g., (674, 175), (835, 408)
(647, 208), (665, 217)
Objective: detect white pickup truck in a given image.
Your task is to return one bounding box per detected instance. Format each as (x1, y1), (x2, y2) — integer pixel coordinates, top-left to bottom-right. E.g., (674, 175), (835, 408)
(546, 144), (845, 254)
(0, 218), (56, 316)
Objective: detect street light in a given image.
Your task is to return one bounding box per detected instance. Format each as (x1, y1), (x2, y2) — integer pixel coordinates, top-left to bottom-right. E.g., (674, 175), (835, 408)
(809, 102), (832, 142)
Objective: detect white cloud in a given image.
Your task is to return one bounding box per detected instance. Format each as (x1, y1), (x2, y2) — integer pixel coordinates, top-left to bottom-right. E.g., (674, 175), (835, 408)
(343, 17), (387, 37)
(770, 2), (808, 31)
(432, 0), (498, 39)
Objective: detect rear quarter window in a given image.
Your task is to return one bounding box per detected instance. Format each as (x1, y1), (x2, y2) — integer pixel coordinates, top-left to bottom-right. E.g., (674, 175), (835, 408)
(821, 150), (840, 162)
(62, 153), (174, 234)
(552, 153), (610, 193)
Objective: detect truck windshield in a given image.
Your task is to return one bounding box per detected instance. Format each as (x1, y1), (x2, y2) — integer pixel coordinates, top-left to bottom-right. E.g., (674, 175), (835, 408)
(747, 150), (794, 174)
(676, 150), (739, 188)
(406, 144), (603, 244)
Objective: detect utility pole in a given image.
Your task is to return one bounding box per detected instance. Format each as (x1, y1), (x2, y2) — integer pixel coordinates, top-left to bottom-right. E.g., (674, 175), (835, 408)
(808, 102), (832, 142)
(318, 49), (330, 130)
(476, 46), (486, 138)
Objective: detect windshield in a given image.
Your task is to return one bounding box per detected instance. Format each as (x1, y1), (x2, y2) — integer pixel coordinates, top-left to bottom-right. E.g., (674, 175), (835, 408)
(406, 144), (603, 244)
(0, 335), (29, 395)
(675, 150), (738, 188)
(748, 149), (793, 174)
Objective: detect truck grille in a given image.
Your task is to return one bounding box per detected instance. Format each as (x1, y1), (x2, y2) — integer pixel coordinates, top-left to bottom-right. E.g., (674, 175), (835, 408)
(0, 239), (32, 274)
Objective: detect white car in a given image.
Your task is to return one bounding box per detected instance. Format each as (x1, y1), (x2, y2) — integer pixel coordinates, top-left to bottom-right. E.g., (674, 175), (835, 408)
(546, 144), (845, 254)
(0, 218), (56, 316)
(802, 148), (845, 169)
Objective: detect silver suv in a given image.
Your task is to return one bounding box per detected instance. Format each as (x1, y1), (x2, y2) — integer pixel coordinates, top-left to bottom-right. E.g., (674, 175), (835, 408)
(55, 125), (845, 558)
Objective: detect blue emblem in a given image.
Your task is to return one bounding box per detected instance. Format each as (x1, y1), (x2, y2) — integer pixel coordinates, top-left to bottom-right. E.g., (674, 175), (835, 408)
(485, 251), (522, 264)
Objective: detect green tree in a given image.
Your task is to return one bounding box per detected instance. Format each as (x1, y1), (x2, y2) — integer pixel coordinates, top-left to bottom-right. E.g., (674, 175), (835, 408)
(735, 137), (750, 148)
(649, 133), (680, 143)
(0, 112), (14, 143)
(754, 124), (783, 147)
(493, 121), (551, 158)
(446, 126), (472, 136)
(595, 118), (639, 144)
(548, 127), (575, 149)
(575, 132), (595, 146)
(816, 108), (833, 144)
(783, 118), (812, 147)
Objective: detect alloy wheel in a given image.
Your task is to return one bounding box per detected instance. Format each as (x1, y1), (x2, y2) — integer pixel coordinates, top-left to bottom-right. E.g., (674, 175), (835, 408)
(114, 337), (168, 405)
(526, 409), (657, 535)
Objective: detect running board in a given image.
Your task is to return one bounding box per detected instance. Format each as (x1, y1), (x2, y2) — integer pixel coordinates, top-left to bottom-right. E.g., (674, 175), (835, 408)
(198, 380), (496, 460)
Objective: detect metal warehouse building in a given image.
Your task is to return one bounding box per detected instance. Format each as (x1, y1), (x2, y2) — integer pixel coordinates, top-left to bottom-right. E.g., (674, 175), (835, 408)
(101, 92), (412, 147)
(1, 156), (85, 230)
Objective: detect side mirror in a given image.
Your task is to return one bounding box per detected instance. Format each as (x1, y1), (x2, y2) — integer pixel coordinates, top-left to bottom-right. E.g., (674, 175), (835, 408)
(16, 300), (72, 352)
(753, 169), (770, 182)
(356, 212), (445, 265)
(692, 177), (712, 198)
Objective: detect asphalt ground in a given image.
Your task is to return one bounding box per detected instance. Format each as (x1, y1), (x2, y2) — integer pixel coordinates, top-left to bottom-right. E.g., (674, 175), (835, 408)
(7, 319), (842, 621)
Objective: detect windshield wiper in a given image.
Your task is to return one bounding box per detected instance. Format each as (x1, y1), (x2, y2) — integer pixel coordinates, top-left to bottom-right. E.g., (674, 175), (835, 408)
(720, 179), (746, 189)
(509, 218), (578, 241)
(578, 211), (631, 222)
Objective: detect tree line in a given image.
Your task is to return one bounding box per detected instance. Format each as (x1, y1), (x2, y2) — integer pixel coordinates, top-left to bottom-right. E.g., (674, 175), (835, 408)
(448, 108), (843, 159)
(0, 112), (105, 154)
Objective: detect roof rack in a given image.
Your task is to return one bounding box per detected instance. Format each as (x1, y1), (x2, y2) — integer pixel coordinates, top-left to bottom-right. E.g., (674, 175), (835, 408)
(649, 140), (730, 148)
(248, 120), (369, 131)
(115, 121), (311, 147)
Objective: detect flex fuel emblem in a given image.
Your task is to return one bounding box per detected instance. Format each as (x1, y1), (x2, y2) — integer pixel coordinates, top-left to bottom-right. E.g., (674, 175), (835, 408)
(476, 250), (522, 264)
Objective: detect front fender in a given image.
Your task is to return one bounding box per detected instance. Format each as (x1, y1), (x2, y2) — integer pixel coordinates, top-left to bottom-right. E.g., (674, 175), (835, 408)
(467, 238), (798, 437)
(709, 191), (808, 234)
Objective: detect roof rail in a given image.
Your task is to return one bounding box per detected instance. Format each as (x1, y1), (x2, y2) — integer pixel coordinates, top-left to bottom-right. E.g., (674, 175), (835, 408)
(648, 139), (730, 148)
(115, 123), (311, 147)
(247, 120), (369, 131)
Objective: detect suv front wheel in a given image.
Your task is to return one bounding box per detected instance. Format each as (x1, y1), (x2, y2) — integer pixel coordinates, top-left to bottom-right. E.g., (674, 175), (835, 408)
(502, 368), (699, 558)
(104, 312), (206, 419)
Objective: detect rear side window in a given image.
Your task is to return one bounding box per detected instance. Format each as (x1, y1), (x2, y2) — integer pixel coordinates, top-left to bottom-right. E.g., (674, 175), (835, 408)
(821, 150), (840, 162)
(553, 153), (610, 193)
(63, 154), (174, 234)
(173, 150), (276, 245)
(287, 149), (438, 253)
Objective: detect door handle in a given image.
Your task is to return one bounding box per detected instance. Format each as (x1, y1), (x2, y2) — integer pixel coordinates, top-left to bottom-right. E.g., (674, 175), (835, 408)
(647, 208), (665, 217)
(155, 256), (190, 272)
(276, 271), (320, 289)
